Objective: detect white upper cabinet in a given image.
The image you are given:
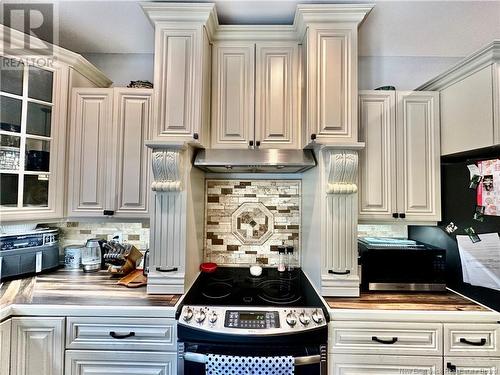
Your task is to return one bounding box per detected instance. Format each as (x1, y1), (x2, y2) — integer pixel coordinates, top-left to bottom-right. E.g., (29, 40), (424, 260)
(359, 90), (441, 223)
(211, 42), (255, 149)
(68, 88), (152, 218)
(211, 41), (300, 149)
(255, 42), (299, 149)
(302, 25), (359, 146)
(358, 91), (397, 220)
(417, 41), (500, 156)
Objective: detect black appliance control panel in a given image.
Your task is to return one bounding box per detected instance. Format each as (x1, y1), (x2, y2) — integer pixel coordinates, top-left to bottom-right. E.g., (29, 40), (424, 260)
(224, 311), (280, 329)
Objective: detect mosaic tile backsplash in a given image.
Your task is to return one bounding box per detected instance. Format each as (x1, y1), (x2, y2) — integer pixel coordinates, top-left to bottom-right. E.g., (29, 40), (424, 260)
(205, 180), (301, 267)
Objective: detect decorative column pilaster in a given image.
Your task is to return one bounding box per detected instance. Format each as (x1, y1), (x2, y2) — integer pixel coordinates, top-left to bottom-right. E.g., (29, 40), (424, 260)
(145, 141), (187, 294)
(322, 148), (361, 297)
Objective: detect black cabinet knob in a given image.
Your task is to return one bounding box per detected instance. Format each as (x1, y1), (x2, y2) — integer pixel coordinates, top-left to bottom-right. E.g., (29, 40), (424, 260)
(249, 140), (254, 147)
(310, 133), (317, 140)
(103, 210), (114, 216)
(399, 213), (406, 219)
(256, 141), (261, 147)
(193, 133), (199, 140)
(392, 213), (398, 218)
(447, 363), (457, 372)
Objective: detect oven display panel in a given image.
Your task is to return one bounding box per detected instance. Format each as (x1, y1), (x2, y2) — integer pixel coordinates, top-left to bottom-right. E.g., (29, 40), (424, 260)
(225, 311), (280, 329)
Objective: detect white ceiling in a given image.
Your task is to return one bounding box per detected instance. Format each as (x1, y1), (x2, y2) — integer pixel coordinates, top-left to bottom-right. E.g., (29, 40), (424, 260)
(11, 0), (500, 57)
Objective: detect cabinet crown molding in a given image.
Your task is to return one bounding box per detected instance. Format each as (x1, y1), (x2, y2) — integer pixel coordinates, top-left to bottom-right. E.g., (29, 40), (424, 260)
(0, 25), (112, 87)
(417, 39), (500, 91)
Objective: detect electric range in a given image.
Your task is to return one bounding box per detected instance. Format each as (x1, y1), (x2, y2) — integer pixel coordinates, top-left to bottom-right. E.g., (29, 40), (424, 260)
(177, 267), (328, 374)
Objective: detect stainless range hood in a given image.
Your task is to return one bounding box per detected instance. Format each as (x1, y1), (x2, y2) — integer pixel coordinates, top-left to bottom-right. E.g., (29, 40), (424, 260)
(193, 149), (316, 173)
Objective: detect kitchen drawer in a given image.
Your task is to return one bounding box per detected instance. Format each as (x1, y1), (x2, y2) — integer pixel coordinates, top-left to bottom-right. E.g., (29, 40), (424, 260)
(66, 317), (176, 351)
(329, 321), (442, 356)
(444, 323), (500, 357)
(445, 356), (500, 374)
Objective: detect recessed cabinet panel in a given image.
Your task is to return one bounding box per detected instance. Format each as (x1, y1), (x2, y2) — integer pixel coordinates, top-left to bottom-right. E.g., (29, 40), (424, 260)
(255, 43), (298, 148)
(65, 351), (176, 375)
(11, 317), (65, 375)
(68, 90), (112, 215)
(212, 43), (254, 148)
(114, 90), (151, 217)
(157, 31), (196, 138)
(397, 92), (440, 222)
(358, 91), (397, 220)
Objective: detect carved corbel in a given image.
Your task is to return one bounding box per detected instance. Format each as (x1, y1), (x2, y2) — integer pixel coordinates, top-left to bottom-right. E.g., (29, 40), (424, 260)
(145, 142), (186, 192)
(326, 150), (358, 194)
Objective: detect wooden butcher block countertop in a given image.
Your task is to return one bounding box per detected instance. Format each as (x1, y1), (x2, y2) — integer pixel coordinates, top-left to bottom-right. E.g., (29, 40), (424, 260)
(0, 268), (181, 310)
(325, 291), (489, 311)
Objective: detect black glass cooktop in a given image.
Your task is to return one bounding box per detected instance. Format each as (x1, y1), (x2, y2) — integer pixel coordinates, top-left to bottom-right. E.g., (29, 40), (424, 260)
(182, 267), (324, 308)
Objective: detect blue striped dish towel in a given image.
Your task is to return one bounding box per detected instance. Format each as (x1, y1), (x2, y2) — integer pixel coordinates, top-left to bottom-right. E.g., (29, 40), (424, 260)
(206, 354), (294, 375)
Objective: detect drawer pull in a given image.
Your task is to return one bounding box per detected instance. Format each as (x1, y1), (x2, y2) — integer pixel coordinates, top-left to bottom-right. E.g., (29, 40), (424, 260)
(447, 362), (457, 372)
(372, 336), (398, 345)
(328, 270), (350, 275)
(109, 331), (135, 339)
(459, 337), (487, 346)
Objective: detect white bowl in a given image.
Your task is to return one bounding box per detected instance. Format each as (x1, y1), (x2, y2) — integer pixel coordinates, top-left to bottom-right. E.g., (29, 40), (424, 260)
(250, 265), (263, 277)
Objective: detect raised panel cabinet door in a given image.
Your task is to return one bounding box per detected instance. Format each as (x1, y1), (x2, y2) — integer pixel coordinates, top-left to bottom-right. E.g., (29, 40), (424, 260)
(65, 350), (176, 375)
(304, 25), (358, 145)
(11, 317), (64, 375)
(112, 88), (152, 218)
(358, 91), (397, 221)
(211, 42), (255, 149)
(0, 319), (11, 375)
(68, 88), (113, 216)
(396, 91), (441, 222)
(329, 354), (442, 375)
(153, 27), (204, 141)
(255, 42), (299, 149)
(445, 357), (500, 374)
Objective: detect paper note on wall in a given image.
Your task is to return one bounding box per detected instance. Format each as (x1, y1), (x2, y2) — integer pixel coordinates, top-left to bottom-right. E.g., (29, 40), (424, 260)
(477, 158), (500, 216)
(457, 233), (500, 291)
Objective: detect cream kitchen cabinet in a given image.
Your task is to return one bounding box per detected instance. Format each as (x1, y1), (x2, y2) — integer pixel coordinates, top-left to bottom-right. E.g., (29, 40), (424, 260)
(0, 319), (11, 375)
(445, 357), (500, 374)
(211, 41), (300, 149)
(10, 317), (65, 375)
(417, 41), (499, 155)
(358, 90), (441, 223)
(68, 87), (152, 218)
(65, 350), (176, 375)
(329, 354), (442, 375)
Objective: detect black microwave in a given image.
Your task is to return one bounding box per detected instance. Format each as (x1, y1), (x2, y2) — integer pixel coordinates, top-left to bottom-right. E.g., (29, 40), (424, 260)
(358, 238), (446, 292)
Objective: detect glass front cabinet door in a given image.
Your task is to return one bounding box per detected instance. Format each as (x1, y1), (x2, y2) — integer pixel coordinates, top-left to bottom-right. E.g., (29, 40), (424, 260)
(0, 56), (63, 221)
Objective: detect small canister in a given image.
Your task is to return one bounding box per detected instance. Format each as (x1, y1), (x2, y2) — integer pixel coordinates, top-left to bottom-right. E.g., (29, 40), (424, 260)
(64, 245), (82, 269)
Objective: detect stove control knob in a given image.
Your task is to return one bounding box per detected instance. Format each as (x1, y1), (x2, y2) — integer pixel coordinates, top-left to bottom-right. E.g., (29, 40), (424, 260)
(286, 312), (297, 327)
(312, 309), (324, 324)
(183, 308), (193, 322)
(208, 312), (218, 324)
(299, 312), (311, 326)
(194, 309), (206, 324)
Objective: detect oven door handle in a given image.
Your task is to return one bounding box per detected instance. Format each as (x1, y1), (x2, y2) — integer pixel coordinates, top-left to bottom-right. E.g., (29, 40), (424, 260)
(183, 352), (320, 366)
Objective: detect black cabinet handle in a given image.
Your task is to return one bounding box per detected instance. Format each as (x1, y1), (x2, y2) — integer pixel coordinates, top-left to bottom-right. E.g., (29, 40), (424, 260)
(392, 213), (398, 218)
(193, 133), (199, 140)
(249, 140), (254, 147)
(328, 270), (350, 275)
(372, 336), (398, 345)
(156, 267), (178, 273)
(447, 362), (457, 372)
(460, 338), (487, 346)
(399, 213), (406, 219)
(310, 133), (317, 141)
(255, 141), (261, 147)
(103, 210), (114, 216)
(110, 331), (135, 339)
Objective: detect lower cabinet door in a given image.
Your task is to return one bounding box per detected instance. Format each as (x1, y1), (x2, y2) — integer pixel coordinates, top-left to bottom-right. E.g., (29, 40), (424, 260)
(0, 319), (11, 375)
(445, 357), (500, 374)
(11, 317), (65, 375)
(329, 354), (442, 375)
(65, 350), (177, 375)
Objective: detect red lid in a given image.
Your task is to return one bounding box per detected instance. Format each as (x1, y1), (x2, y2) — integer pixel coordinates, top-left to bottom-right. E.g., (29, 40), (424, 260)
(200, 262), (218, 273)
